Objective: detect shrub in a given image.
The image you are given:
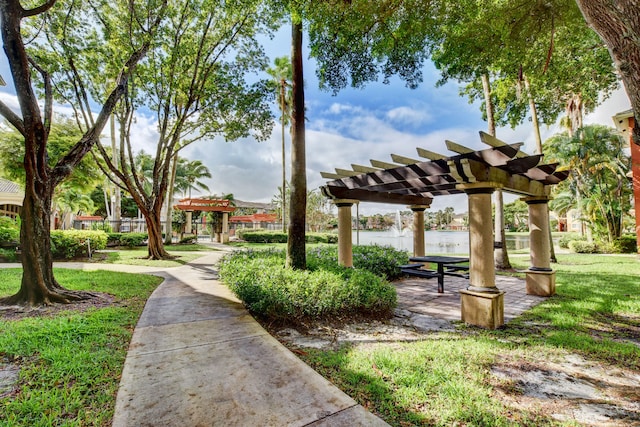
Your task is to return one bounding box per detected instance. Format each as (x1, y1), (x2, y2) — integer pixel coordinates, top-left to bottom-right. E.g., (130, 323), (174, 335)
(179, 234), (197, 244)
(568, 240), (599, 254)
(307, 244), (408, 280)
(91, 221), (112, 233)
(218, 246), (397, 322)
(558, 233), (585, 249)
(0, 216), (19, 247)
(107, 232), (148, 247)
(0, 247), (18, 262)
(613, 235), (637, 254)
(50, 230), (108, 259)
(234, 229), (338, 244)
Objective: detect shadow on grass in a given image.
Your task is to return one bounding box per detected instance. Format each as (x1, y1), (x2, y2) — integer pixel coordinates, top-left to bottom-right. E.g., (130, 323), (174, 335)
(495, 270), (640, 370)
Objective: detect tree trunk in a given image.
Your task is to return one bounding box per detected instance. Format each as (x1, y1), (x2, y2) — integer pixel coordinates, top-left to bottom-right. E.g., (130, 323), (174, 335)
(524, 75), (557, 263)
(280, 82), (287, 233)
(146, 209), (172, 260)
(575, 0), (640, 147)
(494, 190), (512, 269)
(482, 73), (511, 269)
(2, 178), (92, 305)
(164, 155), (178, 245)
(287, 20), (307, 269)
(481, 74), (496, 136)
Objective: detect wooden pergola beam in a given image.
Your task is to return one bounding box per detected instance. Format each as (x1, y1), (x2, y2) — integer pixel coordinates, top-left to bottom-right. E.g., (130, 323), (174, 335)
(322, 185), (433, 205)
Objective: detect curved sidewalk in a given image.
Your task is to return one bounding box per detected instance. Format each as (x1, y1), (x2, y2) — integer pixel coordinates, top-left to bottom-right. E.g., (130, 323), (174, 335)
(111, 251), (388, 427)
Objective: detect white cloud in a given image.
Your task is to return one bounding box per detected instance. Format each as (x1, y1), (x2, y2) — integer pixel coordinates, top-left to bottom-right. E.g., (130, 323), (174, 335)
(386, 106), (432, 125)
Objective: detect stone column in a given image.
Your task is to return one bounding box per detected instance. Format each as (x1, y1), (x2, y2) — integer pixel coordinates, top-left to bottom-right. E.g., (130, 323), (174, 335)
(523, 196), (556, 296)
(457, 183), (504, 329)
(221, 212), (229, 243)
(185, 211), (192, 234)
(409, 205), (430, 257)
(335, 199), (358, 267)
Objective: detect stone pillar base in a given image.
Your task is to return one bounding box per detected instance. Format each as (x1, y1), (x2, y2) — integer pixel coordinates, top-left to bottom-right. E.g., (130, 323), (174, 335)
(460, 290), (505, 329)
(525, 270), (556, 296)
(221, 232), (229, 243)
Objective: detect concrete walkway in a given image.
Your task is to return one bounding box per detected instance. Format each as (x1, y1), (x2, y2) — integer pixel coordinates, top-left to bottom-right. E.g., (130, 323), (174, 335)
(107, 250), (388, 427)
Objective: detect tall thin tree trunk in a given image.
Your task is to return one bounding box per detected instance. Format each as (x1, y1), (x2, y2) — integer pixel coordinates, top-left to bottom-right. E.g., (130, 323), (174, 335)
(525, 75), (556, 263)
(483, 73), (511, 269)
(481, 74), (496, 136)
(110, 114), (121, 231)
(281, 82), (287, 232)
(287, 20), (306, 269)
(164, 154), (178, 245)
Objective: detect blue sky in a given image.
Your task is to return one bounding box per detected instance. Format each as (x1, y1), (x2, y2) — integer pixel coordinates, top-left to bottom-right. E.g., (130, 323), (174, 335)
(0, 25), (632, 215)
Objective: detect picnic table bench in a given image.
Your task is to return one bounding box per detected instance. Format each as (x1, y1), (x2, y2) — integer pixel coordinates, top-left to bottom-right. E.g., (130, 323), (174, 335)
(400, 256), (470, 293)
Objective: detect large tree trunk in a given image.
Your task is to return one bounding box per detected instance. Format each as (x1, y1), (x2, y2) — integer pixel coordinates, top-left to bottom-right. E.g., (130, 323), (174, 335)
(146, 209), (172, 260)
(3, 173), (93, 305)
(287, 20), (307, 269)
(575, 0), (640, 146)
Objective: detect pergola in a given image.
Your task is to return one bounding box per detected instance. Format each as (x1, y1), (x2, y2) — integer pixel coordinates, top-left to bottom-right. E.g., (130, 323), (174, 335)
(173, 198), (236, 243)
(320, 131), (569, 329)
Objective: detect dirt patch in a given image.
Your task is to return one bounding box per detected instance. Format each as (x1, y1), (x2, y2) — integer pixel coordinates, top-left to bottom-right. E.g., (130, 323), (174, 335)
(490, 354), (640, 426)
(0, 292), (116, 321)
(270, 308), (456, 350)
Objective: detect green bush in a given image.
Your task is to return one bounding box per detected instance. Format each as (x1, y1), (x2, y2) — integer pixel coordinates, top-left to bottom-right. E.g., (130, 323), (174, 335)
(0, 216), (19, 247)
(306, 233), (338, 244)
(307, 244), (408, 280)
(0, 247), (18, 262)
(218, 246), (397, 322)
(179, 234), (197, 244)
(568, 240), (599, 254)
(236, 230), (287, 243)
(558, 233), (585, 249)
(235, 229), (338, 244)
(107, 232), (148, 247)
(613, 235), (637, 254)
(50, 230), (108, 259)
(91, 221), (112, 232)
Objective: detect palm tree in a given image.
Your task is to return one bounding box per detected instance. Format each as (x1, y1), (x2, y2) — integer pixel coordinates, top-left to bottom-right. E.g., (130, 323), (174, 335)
(267, 56), (293, 232)
(175, 159), (212, 199)
(545, 125), (632, 243)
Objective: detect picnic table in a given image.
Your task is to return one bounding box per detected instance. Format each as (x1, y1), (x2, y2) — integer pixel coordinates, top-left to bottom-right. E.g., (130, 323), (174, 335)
(401, 255), (470, 293)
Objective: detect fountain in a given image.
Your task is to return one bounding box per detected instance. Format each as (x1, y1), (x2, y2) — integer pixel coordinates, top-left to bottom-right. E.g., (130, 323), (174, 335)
(390, 210), (410, 237)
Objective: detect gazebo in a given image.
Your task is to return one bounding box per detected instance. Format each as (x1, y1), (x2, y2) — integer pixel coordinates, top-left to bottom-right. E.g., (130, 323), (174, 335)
(173, 198), (236, 243)
(320, 131), (569, 329)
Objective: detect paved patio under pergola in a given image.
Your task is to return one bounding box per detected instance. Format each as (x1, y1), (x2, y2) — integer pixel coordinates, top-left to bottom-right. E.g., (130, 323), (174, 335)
(394, 273), (546, 323)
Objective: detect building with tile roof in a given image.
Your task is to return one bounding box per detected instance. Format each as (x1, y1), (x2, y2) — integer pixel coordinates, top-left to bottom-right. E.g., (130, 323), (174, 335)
(0, 178), (23, 219)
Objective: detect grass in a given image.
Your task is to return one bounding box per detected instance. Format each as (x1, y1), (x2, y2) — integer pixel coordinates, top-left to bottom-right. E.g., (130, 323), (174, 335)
(297, 253), (640, 426)
(0, 268), (163, 426)
(101, 243), (215, 267)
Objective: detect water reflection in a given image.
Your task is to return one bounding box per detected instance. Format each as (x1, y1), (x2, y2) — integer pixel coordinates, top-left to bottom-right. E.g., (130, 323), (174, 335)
(353, 230), (531, 253)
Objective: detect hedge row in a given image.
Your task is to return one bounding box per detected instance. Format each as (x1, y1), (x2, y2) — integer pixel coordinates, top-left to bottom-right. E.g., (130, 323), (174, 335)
(235, 229), (338, 244)
(50, 230), (107, 259)
(106, 232), (148, 247)
(218, 245), (404, 322)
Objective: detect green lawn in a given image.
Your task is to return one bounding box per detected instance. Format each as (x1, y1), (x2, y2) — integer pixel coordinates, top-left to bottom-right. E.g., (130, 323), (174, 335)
(0, 269), (163, 426)
(101, 243), (216, 267)
(298, 253), (640, 426)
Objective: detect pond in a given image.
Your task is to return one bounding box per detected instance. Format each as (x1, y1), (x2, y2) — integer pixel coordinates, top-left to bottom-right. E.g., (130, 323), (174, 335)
(352, 230), (533, 254)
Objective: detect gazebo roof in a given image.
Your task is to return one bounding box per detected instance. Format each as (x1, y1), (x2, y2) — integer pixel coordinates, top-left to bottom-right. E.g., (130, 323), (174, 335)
(173, 198), (236, 213)
(321, 131), (569, 205)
